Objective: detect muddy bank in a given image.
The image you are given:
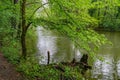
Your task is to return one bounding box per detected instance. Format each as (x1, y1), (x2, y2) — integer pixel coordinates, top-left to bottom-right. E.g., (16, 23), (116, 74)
(0, 53), (24, 80)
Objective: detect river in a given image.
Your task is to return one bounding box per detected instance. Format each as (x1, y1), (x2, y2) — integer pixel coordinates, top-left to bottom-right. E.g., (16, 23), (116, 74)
(37, 27), (120, 80)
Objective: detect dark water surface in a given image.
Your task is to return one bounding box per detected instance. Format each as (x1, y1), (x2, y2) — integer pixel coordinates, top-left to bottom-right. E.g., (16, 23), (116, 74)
(37, 27), (120, 80)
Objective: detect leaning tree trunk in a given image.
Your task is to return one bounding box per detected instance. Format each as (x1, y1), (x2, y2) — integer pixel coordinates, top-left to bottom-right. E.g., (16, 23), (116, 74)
(21, 0), (27, 59)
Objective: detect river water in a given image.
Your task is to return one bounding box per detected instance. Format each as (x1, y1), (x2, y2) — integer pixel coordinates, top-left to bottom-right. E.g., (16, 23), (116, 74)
(37, 27), (120, 80)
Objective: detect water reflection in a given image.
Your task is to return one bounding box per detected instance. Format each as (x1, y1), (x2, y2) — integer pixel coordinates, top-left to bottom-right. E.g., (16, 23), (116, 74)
(92, 54), (120, 80)
(117, 61), (120, 79)
(37, 27), (57, 64)
(37, 27), (75, 64)
(91, 32), (120, 80)
(92, 55), (114, 80)
(37, 28), (120, 79)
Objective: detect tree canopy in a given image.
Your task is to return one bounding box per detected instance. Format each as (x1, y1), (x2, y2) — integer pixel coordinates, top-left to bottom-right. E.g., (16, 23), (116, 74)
(34, 0), (109, 57)
(0, 0), (116, 59)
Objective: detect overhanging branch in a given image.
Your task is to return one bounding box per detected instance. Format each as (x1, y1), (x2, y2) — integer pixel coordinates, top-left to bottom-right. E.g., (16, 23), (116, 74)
(29, 2), (48, 19)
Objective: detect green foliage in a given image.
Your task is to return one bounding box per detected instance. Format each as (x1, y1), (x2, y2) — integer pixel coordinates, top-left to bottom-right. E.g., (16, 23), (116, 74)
(1, 27), (38, 64)
(0, 0), (20, 43)
(17, 57), (40, 79)
(0, 0), (20, 63)
(90, 0), (120, 31)
(63, 66), (83, 80)
(1, 39), (21, 64)
(0, 7), (20, 64)
(18, 61), (84, 80)
(25, 0), (42, 23)
(0, 0), (116, 79)
(26, 27), (38, 55)
(34, 0), (109, 58)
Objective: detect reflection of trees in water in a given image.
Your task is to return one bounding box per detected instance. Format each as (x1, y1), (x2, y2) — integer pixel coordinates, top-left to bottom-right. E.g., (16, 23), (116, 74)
(37, 27), (57, 64)
(91, 32), (120, 79)
(92, 55), (120, 80)
(52, 37), (73, 62)
(113, 57), (118, 80)
(103, 32), (120, 48)
(117, 61), (120, 79)
(37, 29), (120, 79)
(37, 27), (75, 63)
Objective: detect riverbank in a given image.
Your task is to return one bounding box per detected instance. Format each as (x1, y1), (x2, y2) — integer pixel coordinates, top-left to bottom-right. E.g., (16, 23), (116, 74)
(0, 28), (38, 80)
(94, 27), (120, 32)
(0, 52), (24, 80)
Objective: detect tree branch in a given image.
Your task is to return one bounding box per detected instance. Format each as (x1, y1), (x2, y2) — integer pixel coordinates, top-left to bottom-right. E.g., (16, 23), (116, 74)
(42, 3), (50, 17)
(29, 2), (48, 19)
(25, 22), (32, 32)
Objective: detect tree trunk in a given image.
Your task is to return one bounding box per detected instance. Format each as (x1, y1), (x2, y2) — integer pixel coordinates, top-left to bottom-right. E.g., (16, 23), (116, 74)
(21, 31), (27, 59)
(21, 0), (27, 59)
(17, 23), (21, 39)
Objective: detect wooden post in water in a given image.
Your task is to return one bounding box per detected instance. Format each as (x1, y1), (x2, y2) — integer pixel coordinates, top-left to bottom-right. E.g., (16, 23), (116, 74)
(47, 51), (50, 65)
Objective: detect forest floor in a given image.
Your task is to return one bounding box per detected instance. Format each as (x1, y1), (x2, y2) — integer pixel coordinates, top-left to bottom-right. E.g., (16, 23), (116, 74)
(0, 52), (24, 80)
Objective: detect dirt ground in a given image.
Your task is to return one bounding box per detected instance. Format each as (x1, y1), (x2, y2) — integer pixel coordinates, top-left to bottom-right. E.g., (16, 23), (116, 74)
(0, 52), (24, 80)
